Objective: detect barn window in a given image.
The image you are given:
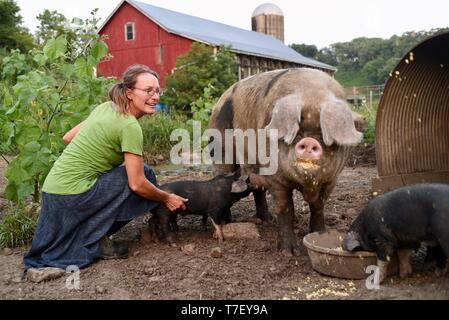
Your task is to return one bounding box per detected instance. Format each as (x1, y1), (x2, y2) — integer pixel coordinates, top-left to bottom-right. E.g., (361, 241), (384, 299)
(125, 23), (135, 41)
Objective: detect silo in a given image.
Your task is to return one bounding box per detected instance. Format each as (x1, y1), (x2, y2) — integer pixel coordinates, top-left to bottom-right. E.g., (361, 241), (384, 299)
(251, 3), (284, 43)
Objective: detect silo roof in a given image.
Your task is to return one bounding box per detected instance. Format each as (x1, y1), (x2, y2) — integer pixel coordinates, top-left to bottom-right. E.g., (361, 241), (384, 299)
(252, 3), (284, 17)
(101, 0), (336, 72)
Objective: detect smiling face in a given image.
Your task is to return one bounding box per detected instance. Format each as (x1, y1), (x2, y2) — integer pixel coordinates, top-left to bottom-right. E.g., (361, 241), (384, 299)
(126, 72), (160, 118)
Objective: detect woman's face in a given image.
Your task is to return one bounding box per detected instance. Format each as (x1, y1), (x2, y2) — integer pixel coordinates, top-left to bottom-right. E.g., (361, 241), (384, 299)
(126, 73), (160, 118)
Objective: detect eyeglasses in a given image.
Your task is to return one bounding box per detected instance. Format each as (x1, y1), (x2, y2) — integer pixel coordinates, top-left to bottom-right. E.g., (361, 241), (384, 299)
(132, 87), (162, 96)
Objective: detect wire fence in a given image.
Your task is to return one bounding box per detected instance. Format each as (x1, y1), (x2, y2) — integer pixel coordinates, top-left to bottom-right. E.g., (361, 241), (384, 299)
(344, 85), (385, 108)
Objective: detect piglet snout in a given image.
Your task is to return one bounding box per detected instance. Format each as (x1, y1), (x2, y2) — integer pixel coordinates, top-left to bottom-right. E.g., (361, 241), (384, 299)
(295, 137), (323, 160)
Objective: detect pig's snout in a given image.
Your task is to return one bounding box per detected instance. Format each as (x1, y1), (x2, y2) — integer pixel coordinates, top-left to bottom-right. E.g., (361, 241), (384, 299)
(295, 138), (323, 160)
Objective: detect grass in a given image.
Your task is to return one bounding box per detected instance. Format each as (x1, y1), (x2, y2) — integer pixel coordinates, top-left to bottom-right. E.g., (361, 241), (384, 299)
(139, 111), (193, 160)
(0, 202), (39, 249)
(335, 70), (372, 87)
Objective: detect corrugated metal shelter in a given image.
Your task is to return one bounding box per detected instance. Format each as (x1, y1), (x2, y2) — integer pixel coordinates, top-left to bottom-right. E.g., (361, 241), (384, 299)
(97, 0), (335, 85)
(372, 31), (449, 193)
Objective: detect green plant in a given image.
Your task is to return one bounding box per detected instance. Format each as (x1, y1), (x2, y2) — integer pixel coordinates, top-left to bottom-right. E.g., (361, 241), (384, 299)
(352, 103), (378, 144)
(161, 43), (237, 111)
(0, 10), (113, 205)
(0, 202), (39, 249)
(140, 111), (191, 159)
(190, 84), (218, 127)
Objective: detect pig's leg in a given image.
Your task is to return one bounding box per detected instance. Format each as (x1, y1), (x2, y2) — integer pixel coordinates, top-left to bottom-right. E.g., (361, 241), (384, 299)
(169, 213), (179, 233)
(308, 198), (325, 233)
(428, 244), (448, 276)
(201, 215), (208, 231)
(208, 210), (224, 242)
(398, 248), (414, 278)
(429, 224), (449, 275)
(147, 215), (161, 243)
(158, 208), (177, 247)
(253, 190), (273, 221)
(376, 259), (389, 283)
(308, 183), (335, 232)
(271, 187), (297, 255)
(376, 243), (396, 283)
(222, 208), (233, 224)
(210, 217), (224, 243)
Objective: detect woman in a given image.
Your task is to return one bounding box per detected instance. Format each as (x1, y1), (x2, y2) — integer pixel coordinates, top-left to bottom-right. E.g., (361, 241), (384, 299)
(24, 65), (187, 270)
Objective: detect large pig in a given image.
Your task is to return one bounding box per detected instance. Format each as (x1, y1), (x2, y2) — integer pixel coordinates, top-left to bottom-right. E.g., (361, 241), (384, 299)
(208, 68), (366, 254)
(343, 184), (449, 282)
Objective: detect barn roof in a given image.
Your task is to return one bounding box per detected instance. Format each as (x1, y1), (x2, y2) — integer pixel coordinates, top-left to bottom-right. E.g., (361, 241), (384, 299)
(100, 0), (336, 72)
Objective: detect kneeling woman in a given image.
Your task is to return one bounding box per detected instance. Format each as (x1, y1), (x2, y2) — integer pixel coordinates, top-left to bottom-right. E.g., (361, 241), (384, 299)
(24, 65), (187, 269)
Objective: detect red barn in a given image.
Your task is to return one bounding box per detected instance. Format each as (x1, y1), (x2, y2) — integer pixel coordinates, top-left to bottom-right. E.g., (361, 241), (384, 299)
(98, 0), (335, 86)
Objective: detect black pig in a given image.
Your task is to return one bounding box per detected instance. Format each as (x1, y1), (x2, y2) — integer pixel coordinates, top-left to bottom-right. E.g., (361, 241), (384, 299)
(343, 183), (449, 282)
(149, 173), (252, 245)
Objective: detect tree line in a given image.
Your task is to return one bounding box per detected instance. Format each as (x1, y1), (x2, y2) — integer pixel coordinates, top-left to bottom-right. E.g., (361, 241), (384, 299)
(3, 0), (448, 89)
(0, 0), (82, 58)
(290, 27), (449, 87)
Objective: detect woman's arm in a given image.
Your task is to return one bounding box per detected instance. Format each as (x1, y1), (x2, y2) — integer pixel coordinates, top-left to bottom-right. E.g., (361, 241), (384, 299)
(63, 122), (84, 145)
(124, 152), (188, 212)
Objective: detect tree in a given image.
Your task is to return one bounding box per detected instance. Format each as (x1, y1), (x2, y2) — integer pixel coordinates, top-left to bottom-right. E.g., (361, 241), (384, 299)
(316, 47), (338, 66)
(290, 43), (318, 58)
(0, 0), (34, 53)
(35, 10), (75, 46)
(0, 10), (112, 204)
(161, 43), (238, 111)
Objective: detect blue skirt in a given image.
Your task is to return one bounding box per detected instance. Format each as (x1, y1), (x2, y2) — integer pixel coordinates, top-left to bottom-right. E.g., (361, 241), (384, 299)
(23, 165), (160, 269)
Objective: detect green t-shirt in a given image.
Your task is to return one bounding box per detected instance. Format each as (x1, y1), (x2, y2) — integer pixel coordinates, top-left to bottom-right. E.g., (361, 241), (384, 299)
(42, 101), (143, 195)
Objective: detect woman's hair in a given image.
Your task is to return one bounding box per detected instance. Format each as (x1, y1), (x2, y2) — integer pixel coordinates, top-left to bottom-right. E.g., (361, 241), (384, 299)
(109, 64), (160, 115)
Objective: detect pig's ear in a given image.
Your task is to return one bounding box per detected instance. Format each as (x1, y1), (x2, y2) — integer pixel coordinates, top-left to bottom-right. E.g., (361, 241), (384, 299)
(320, 94), (363, 146)
(231, 179), (248, 193)
(351, 110), (367, 133)
(343, 231), (362, 251)
(265, 94), (302, 145)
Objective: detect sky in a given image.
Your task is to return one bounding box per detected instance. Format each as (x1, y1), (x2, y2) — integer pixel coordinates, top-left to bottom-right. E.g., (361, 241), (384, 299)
(15, 0), (449, 49)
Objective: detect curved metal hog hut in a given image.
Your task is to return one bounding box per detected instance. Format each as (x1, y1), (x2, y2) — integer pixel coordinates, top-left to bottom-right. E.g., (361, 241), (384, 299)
(372, 31), (449, 193)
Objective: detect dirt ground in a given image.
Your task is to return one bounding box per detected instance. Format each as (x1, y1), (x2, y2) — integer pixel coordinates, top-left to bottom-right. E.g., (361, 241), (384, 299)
(1, 149), (449, 300)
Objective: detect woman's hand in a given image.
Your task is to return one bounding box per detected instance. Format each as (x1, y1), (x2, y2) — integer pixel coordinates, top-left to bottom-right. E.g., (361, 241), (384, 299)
(164, 193), (188, 212)
(124, 153), (188, 211)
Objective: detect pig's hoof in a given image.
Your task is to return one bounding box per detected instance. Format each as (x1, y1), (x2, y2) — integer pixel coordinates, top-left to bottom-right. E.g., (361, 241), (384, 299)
(280, 249), (294, 257)
(399, 265), (413, 279)
(255, 212), (273, 222)
(435, 267), (448, 277)
(379, 272), (387, 284)
(277, 240), (298, 256)
(166, 235), (177, 247)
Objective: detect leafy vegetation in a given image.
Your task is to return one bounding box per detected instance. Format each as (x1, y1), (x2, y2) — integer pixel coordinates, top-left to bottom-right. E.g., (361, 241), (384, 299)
(290, 28), (449, 87)
(0, 0), (35, 53)
(140, 111), (191, 159)
(0, 202), (39, 249)
(0, 10), (113, 205)
(161, 43), (237, 111)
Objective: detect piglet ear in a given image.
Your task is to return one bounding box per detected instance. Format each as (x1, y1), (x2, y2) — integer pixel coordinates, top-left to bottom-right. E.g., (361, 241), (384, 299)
(343, 231), (362, 251)
(231, 179), (248, 193)
(265, 94), (302, 145)
(320, 94), (363, 146)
